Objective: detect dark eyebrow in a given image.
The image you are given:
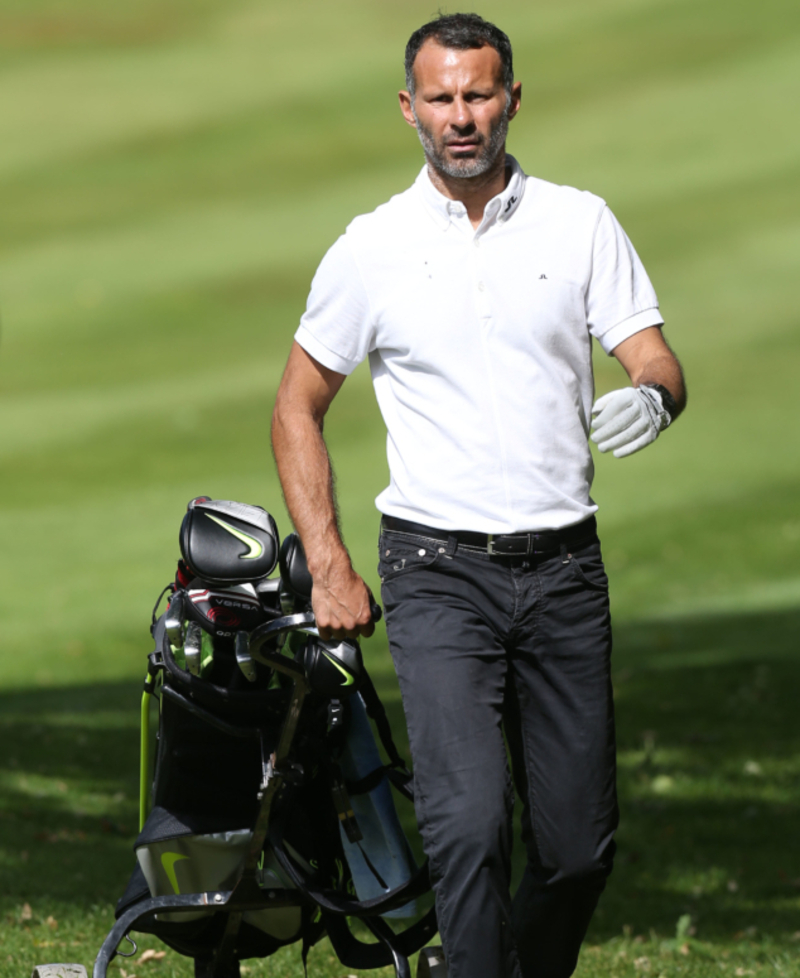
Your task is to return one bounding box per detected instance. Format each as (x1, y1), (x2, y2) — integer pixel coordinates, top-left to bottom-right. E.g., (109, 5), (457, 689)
(425, 84), (496, 100)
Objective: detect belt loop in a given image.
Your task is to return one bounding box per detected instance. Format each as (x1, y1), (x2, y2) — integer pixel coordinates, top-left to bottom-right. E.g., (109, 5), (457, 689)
(559, 542), (569, 559)
(446, 535), (458, 556)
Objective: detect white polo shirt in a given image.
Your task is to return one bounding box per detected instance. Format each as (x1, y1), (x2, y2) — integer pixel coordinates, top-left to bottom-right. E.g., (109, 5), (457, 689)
(295, 156), (663, 533)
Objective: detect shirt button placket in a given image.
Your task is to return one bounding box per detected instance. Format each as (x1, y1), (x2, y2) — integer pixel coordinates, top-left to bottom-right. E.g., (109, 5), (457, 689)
(472, 236), (491, 322)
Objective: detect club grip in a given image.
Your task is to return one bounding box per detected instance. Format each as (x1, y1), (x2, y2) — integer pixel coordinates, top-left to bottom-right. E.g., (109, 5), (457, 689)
(369, 598), (383, 623)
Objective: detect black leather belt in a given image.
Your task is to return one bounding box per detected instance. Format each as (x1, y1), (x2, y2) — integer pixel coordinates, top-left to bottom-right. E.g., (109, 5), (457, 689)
(381, 515), (597, 557)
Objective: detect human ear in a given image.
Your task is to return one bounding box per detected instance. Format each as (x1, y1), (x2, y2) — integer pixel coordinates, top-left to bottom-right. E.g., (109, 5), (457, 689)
(398, 90), (418, 127)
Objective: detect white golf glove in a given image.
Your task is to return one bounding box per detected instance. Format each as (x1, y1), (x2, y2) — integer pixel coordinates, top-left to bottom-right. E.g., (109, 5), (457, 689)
(590, 386), (672, 458)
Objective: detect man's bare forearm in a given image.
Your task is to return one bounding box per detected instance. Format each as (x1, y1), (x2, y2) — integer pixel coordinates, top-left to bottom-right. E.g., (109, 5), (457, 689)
(271, 343), (374, 639)
(631, 352), (687, 419)
(613, 327), (687, 420)
(271, 397), (347, 575)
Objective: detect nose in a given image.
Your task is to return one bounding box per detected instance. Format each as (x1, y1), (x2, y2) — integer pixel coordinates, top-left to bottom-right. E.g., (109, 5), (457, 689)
(449, 96), (475, 132)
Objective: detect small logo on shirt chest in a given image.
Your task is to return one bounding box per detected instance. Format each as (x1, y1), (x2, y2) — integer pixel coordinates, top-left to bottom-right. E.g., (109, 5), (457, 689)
(539, 274), (548, 279)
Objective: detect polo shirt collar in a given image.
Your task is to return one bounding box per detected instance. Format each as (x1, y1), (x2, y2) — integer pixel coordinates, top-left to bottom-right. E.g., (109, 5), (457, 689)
(416, 153), (526, 231)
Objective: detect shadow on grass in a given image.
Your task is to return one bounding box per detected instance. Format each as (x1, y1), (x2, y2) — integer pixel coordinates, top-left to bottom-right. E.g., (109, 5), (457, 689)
(1, 607), (799, 945)
(0, 680), (143, 910)
(594, 605), (800, 943)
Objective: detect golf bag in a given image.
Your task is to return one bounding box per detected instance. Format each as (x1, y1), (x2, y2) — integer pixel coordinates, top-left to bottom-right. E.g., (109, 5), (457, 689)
(98, 498), (439, 978)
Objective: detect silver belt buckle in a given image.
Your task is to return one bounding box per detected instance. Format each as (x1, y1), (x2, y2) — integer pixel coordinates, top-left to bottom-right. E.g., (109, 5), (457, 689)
(487, 533), (531, 556)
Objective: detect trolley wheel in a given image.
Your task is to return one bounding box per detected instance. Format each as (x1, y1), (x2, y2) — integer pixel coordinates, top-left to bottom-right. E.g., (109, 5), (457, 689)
(417, 946), (448, 978)
(31, 966), (88, 978)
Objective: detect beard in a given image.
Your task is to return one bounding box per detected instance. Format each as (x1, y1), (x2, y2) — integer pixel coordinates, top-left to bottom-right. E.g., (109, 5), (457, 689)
(413, 103), (510, 180)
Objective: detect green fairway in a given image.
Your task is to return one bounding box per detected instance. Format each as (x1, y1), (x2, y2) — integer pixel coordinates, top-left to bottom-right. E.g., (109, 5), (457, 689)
(1, 0), (799, 975)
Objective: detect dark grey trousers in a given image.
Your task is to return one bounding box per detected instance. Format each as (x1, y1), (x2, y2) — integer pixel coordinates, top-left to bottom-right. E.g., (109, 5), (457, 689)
(378, 521), (618, 978)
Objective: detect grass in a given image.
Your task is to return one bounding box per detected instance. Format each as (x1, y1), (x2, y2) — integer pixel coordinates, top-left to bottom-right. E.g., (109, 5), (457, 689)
(1, 0), (799, 975)
(5, 612), (800, 977)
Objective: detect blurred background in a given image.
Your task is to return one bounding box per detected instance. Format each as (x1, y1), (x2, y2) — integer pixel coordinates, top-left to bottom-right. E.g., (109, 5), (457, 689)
(1, 0), (799, 975)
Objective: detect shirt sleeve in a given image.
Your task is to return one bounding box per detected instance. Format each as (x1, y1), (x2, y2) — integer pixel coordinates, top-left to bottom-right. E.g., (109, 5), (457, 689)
(294, 233), (374, 376)
(586, 205), (664, 355)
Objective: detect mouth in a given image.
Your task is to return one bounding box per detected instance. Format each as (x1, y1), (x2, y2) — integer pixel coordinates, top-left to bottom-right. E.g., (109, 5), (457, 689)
(446, 140), (481, 154)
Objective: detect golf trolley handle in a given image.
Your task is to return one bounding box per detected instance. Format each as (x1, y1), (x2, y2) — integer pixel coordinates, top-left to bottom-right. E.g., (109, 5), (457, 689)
(248, 600), (382, 658)
(249, 612), (317, 654)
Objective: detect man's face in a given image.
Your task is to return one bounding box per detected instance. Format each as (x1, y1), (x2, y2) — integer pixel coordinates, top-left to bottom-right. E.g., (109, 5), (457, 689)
(399, 40), (521, 180)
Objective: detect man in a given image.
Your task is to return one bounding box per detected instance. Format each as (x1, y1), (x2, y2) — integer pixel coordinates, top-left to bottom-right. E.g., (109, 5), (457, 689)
(272, 13), (685, 978)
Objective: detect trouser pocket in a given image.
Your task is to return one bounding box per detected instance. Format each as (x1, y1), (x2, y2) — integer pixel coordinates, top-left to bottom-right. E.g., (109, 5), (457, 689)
(378, 531), (443, 583)
(565, 543), (609, 592)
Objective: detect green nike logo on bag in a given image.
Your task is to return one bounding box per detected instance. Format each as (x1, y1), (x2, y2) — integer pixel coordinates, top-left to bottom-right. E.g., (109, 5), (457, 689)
(205, 513), (264, 559)
(161, 852), (189, 894)
(322, 650), (354, 686)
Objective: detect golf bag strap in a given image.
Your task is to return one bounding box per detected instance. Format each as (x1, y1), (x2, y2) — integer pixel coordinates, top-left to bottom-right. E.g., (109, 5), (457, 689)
(301, 904), (325, 978)
(150, 582), (174, 634)
(355, 840), (388, 889)
(268, 792), (430, 917)
(345, 764), (414, 803)
(270, 824), (431, 917)
(321, 907), (438, 970)
(358, 673), (407, 772)
(301, 936), (309, 978)
(345, 765), (390, 797)
(386, 766), (414, 802)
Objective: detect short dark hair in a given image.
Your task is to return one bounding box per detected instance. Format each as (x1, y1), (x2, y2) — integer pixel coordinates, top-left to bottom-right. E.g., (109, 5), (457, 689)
(404, 13), (514, 97)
